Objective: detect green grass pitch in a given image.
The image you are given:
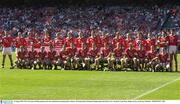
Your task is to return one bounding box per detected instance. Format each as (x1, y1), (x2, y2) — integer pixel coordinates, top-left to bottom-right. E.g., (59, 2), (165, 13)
(0, 53), (180, 100)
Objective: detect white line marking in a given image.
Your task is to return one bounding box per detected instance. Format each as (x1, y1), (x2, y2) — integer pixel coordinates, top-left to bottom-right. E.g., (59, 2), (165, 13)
(133, 77), (180, 100)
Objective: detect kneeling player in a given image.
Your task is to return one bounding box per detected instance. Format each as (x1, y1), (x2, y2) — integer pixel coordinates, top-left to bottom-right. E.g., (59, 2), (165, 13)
(15, 46), (26, 69)
(124, 44), (136, 71)
(37, 47), (47, 69)
(107, 52), (116, 71)
(28, 46), (37, 69)
(155, 48), (170, 72)
(46, 45), (57, 70)
(136, 45), (146, 71)
(113, 43), (124, 70)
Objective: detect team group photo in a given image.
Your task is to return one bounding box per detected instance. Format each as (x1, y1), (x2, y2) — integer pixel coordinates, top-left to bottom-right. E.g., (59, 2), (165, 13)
(0, 0), (180, 101)
(1, 29), (179, 72)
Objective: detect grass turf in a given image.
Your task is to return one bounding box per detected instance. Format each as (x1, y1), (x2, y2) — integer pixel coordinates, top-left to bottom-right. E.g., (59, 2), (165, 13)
(0, 53), (180, 100)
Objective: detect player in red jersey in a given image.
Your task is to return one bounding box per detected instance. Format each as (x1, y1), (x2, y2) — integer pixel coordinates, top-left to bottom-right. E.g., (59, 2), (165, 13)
(125, 33), (135, 49)
(86, 31), (100, 49)
(155, 48), (170, 72)
(95, 43), (111, 70)
(157, 32), (168, 51)
(146, 46), (157, 72)
(43, 31), (51, 46)
(14, 32), (27, 53)
(74, 31), (87, 49)
(45, 45), (57, 70)
(113, 43), (125, 70)
(136, 44), (146, 71)
(32, 35), (42, 49)
(74, 42), (88, 70)
(112, 32), (125, 49)
(27, 46), (38, 69)
(1, 31), (14, 69)
(36, 47), (47, 69)
(100, 33), (111, 48)
(166, 30), (178, 72)
(65, 43), (77, 70)
(53, 32), (64, 49)
(55, 44), (68, 70)
(134, 33), (146, 50)
(124, 43), (137, 71)
(64, 31), (74, 48)
(87, 42), (98, 70)
(15, 46), (26, 69)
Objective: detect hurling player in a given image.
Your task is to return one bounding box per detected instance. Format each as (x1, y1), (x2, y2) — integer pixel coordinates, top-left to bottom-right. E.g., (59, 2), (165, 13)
(155, 48), (170, 72)
(37, 47), (47, 69)
(87, 42), (98, 70)
(166, 30), (178, 72)
(15, 46), (26, 69)
(113, 43), (124, 70)
(46, 45), (57, 70)
(1, 31), (14, 69)
(28, 46), (38, 69)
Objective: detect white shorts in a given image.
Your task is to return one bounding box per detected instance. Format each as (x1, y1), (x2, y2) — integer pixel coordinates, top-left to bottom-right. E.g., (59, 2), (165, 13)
(2, 47), (12, 55)
(168, 46), (177, 54)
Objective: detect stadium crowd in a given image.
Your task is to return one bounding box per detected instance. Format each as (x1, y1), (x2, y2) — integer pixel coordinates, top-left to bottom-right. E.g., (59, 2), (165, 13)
(0, 6), (179, 72)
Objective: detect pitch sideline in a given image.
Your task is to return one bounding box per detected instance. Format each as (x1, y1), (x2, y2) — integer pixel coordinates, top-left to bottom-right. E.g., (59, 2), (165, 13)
(133, 77), (180, 100)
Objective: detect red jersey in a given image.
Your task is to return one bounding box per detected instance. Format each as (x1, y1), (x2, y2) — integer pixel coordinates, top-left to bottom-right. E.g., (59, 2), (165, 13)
(113, 48), (123, 58)
(32, 38), (41, 48)
(74, 37), (87, 48)
(43, 36), (51, 46)
(166, 35), (178, 46)
(147, 51), (156, 60)
(17, 51), (26, 60)
(134, 38), (146, 49)
(125, 38), (135, 49)
(158, 37), (167, 47)
(100, 36), (111, 47)
(38, 51), (47, 60)
(64, 37), (74, 48)
(112, 37), (125, 48)
(88, 48), (98, 58)
(76, 48), (88, 58)
(158, 53), (168, 63)
(47, 51), (57, 60)
(28, 51), (37, 60)
(53, 37), (64, 48)
(14, 37), (27, 48)
(2, 36), (13, 47)
(125, 49), (137, 58)
(66, 47), (76, 58)
(137, 50), (146, 59)
(86, 37), (99, 48)
(59, 50), (68, 61)
(100, 48), (111, 57)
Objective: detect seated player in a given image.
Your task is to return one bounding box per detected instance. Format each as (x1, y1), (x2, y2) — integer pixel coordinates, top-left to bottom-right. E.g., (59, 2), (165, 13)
(124, 43), (137, 71)
(15, 46), (26, 69)
(146, 46), (157, 72)
(113, 43), (124, 70)
(107, 52), (116, 71)
(95, 43), (111, 70)
(155, 48), (170, 72)
(55, 44), (68, 70)
(46, 45), (57, 70)
(136, 44), (146, 71)
(74, 42), (88, 70)
(28, 46), (38, 70)
(87, 42), (98, 70)
(66, 43), (76, 70)
(37, 47), (47, 69)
